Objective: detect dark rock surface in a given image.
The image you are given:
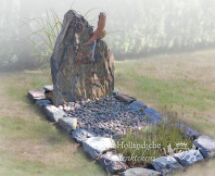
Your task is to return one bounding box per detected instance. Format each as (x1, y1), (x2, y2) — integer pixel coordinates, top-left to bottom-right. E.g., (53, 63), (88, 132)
(71, 128), (95, 143)
(44, 105), (66, 122)
(152, 156), (183, 175)
(82, 137), (116, 159)
(114, 92), (136, 103)
(174, 149), (204, 166)
(50, 10), (114, 106)
(99, 151), (127, 174)
(193, 135), (215, 158)
(28, 89), (45, 102)
(36, 99), (51, 108)
(43, 85), (54, 101)
(121, 167), (161, 176)
(58, 117), (77, 133)
(177, 123), (201, 139)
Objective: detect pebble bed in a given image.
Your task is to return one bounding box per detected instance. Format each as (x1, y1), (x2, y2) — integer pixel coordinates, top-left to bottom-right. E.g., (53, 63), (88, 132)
(65, 95), (148, 138)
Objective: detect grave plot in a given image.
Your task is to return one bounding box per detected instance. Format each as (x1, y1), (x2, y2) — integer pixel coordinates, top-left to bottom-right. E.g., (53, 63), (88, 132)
(28, 87), (215, 176)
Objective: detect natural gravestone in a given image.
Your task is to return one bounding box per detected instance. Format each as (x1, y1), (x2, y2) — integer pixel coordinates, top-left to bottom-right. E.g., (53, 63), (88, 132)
(50, 10), (114, 106)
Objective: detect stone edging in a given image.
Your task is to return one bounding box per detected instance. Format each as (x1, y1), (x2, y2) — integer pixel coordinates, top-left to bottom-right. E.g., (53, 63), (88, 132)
(28, 87), (215, 176)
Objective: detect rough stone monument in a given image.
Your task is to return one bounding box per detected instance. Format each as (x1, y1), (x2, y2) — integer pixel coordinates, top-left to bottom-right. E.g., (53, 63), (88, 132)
(50, 10), (114, 105)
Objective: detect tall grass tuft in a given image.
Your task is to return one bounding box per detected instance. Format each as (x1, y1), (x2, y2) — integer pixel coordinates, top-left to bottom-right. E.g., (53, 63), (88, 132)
(116, 110), (193, 167)
(31, 10), (62, 65)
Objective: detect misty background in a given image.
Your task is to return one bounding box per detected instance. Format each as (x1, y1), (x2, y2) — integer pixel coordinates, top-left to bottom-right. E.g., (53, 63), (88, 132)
(0, 0), (214, 71)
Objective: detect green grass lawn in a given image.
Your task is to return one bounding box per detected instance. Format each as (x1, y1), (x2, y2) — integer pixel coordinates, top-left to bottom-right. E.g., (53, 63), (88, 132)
(115, 49), (214, 137)
(0, 49), (214, 176)
(0, 72), (106, 176)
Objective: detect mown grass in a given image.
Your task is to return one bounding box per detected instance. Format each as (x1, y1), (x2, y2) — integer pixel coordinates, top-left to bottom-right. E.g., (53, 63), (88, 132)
(117, 74), (213, 111)
(115, 49), (215, 137)
(0, 150), (104, 176)
(0, 71), (106, 176)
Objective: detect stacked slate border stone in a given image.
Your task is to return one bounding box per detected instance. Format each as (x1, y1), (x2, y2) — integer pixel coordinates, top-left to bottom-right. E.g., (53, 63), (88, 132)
(28, 86), (215, 176)
(28, 10), (215, 176)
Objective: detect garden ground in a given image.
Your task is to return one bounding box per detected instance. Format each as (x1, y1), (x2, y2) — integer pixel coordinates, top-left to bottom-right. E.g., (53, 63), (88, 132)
(0, 49), (214, 175)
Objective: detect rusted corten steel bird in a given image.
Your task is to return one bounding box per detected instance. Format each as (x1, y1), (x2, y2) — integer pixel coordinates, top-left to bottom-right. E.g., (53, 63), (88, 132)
(85, 12), (106, 45)
(84, 12), (107, 62)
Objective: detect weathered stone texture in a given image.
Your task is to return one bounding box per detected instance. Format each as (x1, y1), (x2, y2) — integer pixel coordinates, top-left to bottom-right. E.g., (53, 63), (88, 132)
(71, 128), (95, 143)
(28, 89), (45, 102)
(44, 105), (66, 122)
(50, 10), (114, 105)
(121, 167), (161, 176)
(82, 137), (116, 159)
(174, 149), (204, 166)
(152, 156), (183, 175)
(193, 135), (215, 158)
(99, 151), (127, 174)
